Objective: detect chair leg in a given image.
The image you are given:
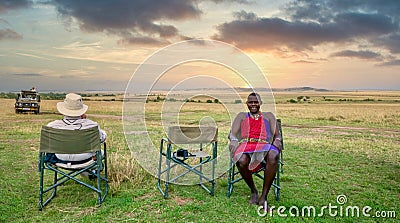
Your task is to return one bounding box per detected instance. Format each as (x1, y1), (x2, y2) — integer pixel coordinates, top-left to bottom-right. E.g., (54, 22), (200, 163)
(275, 153), (282, 201)
(97, 166), (102, 205)
(39, 166), (58, 210)
(227, 158), (235, 198)
(199, 159), (204, 185)
(164, 144), (171, 198)
(39, 154), (57, 210)
(103, 155), (109, 203)
(53, 170), (58, 197)
(157, 149), (164, 196)
(209, 176), (215, 196)
(96, 148), (109, 205)
(103, 142), (109, 201)
(210, 142), (217, 196)
(157, 139), (170, 198)
(39, 161), (44, 210)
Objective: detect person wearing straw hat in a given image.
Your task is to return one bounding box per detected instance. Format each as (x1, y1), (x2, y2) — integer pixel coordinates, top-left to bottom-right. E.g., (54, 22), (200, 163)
(46, 93), (106, 164)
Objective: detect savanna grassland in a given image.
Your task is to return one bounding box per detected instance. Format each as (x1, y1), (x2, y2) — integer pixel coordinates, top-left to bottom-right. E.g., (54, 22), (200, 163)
(0, 91), (399, 222)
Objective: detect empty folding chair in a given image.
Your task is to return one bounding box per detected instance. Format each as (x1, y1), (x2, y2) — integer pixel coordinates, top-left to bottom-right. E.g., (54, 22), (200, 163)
(157, 126), (218, 198)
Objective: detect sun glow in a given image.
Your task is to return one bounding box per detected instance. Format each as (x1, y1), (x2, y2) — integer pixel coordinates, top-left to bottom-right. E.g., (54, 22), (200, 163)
(242, 85), (253, 89)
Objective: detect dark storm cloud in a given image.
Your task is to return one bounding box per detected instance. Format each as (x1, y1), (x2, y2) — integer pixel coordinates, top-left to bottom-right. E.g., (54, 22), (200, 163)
(233, 10), (257, 21)
(0, 0), (32, 40)
(213, 0), (400, 56)
(0, 0), (32, 13)
(210, 0), (254, 4)
(378, 59), (400, 66)
(48, 0), (203, 45)
(375, 34), (400, 54)
(330, 50), (382, 60)
(0, 28), (22, 40)
(214, 14), (335, 51)
(284, 0), (400, 23)
(213, 10), (397, 52)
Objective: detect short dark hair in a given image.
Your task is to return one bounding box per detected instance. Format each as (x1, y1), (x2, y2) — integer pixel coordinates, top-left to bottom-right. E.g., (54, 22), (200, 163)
(247, 92), (262, 103)
(248, 92), (259, 98)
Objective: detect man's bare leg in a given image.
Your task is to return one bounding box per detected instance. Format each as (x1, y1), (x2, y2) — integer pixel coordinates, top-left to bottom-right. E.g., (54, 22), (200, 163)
(236, 154), (258, 204)
(259, 150), (279, 210)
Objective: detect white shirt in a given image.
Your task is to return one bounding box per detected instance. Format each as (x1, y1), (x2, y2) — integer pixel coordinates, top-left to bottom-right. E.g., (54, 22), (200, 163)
(47, 116), (106, 161)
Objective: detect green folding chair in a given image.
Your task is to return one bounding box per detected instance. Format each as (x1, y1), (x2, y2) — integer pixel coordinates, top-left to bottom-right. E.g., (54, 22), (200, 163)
(227, 119), (284, 201)
(38, 125), (108, 210)
(157, 126), (218, 198)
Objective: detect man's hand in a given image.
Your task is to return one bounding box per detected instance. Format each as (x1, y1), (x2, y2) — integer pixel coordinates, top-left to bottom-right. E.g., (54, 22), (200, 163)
(229, 140), (238, 157)
(272, 138), (282, 152)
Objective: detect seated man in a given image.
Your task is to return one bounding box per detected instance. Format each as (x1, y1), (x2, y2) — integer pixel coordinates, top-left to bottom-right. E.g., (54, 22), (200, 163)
(45, 93), (106, 165)
(229, 92), (282, 210)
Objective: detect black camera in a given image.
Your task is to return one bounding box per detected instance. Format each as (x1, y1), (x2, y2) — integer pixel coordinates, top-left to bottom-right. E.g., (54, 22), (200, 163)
(176, 148), (189, 158)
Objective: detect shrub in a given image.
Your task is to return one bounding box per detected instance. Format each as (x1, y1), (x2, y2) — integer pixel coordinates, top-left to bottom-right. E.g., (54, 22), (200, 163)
(0, 92), (17, 99)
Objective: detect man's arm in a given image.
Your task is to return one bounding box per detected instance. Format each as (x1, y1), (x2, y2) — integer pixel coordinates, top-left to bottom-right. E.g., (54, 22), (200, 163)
(229, 112), (245, 156)
(263, 112), (282, 152)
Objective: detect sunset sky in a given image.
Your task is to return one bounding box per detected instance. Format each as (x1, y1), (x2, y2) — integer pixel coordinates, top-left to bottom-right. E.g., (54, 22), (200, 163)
(0, 0), (399, 92)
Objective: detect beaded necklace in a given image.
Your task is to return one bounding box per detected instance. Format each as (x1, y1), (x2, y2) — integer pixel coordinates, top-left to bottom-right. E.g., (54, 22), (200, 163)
(250, 113), (261, 120)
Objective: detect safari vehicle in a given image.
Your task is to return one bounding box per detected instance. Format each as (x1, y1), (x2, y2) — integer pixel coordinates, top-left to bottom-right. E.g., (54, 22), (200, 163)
(15, 90), (41, 114)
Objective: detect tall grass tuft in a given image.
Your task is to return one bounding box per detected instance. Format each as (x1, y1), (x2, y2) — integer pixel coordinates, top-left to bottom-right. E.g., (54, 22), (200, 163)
(98, 119), (152, 190)
(108, 152), (149, 189)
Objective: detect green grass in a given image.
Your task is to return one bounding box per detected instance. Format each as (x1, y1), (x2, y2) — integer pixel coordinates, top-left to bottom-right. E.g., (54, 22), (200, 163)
(0, 94), (399, 222)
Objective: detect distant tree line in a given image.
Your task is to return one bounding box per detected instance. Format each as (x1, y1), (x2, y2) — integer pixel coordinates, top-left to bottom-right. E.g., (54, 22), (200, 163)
(286, 95), (390, 103)
(0, 92), (119, 100)
(0, 92), (67, 100)
(146, 96), (221, 104)
(0, 92), (17, 99)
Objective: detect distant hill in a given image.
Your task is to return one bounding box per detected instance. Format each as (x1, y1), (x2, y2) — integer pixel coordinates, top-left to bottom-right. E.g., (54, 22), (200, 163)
(234, 87), (330, 92)
(167, 86), (331, 93)
(272, 87), (330, 92)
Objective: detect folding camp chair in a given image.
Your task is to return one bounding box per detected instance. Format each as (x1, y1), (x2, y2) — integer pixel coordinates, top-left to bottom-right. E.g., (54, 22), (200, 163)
(227, 119), (284, 201)
(38, 126), (108, 210)
(157, 126), (218, 198)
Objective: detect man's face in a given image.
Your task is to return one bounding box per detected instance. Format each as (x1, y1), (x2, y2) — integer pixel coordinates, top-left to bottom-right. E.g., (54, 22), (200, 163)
(246, 95), (261, 114)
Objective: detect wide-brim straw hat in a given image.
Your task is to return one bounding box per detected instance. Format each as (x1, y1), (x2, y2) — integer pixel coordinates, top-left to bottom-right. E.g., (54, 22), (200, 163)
(57, 93), (88, 116)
